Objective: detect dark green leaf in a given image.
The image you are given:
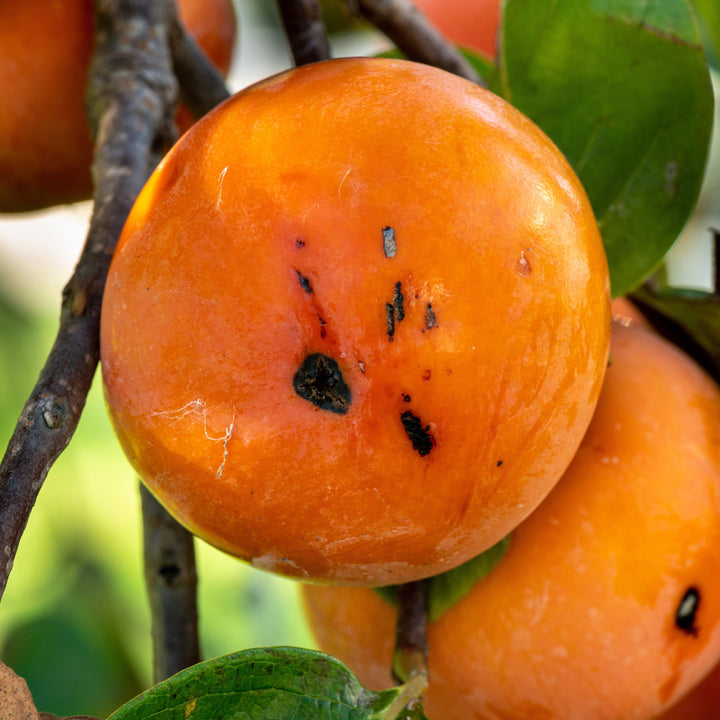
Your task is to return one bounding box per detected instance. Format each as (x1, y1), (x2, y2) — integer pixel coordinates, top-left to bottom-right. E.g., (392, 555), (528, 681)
(375, 535), (512, 621)
(107, 647), (428, 720)
(496, 0), (713, 297)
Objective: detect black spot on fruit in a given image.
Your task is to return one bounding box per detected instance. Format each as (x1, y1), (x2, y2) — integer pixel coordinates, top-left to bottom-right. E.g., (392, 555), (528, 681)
(295, 270), (313, 294)
(425, 303), (438, 329)
(294, 354), (351, 414)
(676, 587), (700, 636)
(386, 281), (405, 342)
(401, 410), (435, 457)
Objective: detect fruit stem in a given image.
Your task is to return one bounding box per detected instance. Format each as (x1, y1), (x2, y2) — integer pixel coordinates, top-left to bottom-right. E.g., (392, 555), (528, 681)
(392, 579), (430, 685)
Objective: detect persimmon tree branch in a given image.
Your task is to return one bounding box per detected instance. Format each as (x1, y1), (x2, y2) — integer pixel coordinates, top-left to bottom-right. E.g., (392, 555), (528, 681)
(349, 0), (482, 84)
(141, 485), (201, 682)
(277, 0), (332, 66)
(0, 0), (180, 601)
(167, 0), (232, 118)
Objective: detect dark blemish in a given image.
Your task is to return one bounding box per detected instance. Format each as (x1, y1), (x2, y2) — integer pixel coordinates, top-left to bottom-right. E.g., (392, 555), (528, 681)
(386, 281), (405, 342)
(159, 564), (181, 585)
(425, 303), (438, 330)
(401, 410), (435, 457)
(676, 587), (700, 636)
(318, 316), (327, 338)
(422, 369), (432, 381)
(496, 460), (504, 467)
(386, 303), (396, 342)
(295, 270), (313, 294)
(516, 250), (532, 276)
(383, 226), (396, 258)
(402, 394), (412, 402)
(293, 353), (351, 414)
(295, 238), (306, 249)
(393, 282), (405, 321)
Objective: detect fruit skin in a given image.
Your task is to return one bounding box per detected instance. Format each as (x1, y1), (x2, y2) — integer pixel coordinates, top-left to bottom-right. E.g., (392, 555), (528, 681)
(611, 296), (649, 329)
(0, 0), (236, 213)
(100, 57), (610, 586)
(302, 321), (720, 717)
(654, 656), (720, 719)
(413, 0), (501, 57)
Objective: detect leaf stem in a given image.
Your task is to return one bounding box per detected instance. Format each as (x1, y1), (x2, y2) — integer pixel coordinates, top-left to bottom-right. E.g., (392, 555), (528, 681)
(382, 672), (428, 720)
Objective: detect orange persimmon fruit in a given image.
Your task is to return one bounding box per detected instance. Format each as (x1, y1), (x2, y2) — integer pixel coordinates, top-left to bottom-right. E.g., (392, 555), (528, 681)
(413, 0), (501, 57)
(100, 57), (610, 585)
(654, 654), (720, 719)
(302, 321), (720, 717)
(0, 0), (236, 213)
(611, 296), (650, 329)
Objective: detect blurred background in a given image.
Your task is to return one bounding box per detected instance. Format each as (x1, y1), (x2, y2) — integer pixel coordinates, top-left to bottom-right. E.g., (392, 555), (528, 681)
(0, 1), (717, 717)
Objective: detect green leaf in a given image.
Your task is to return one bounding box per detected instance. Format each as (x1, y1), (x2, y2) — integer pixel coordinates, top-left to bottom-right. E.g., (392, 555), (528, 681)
(107, 647), (428, 720)
(375, 535), (512, 621)
(691, 0), (720, 63)
(495, 0), (713, 297)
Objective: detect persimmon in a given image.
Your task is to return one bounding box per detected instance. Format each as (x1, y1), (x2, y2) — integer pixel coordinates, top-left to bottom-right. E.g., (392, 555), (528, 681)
(100, 57), (610, 586)
(302, 321), (720, 717)
(413, 0), (501, 57)
(611, 296), (649, 328)
(654, 656), (720, 719)
(0, 0), (236, 213)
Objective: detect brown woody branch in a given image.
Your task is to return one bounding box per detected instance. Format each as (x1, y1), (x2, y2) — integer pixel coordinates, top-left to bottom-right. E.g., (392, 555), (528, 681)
(277, 0), (332, 66)
(141, 484), (201, 682)
(350, 0), (482, 84)
(0, 0), (180, 601)
(167, 0), (232, 118)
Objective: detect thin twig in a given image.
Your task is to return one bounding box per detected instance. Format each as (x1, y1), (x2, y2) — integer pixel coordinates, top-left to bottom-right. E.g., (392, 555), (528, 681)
(392, 579), (430, 685)
(167, 0), (232, 118)
(141, 484), (200, 682)
(0, 0), (178, 600)
(277, 0), (332, 66)
(350, 0), (482, 84)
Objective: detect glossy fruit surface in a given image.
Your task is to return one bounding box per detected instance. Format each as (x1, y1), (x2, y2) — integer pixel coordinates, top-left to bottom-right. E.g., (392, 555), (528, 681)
(414, 0), (501, 57)
(100, 57), (610, 586)
(303, 321), (720, 715)
(0, 0), (236, 213)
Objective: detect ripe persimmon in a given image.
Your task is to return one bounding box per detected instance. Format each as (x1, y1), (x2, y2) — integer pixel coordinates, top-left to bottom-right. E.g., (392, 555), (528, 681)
(0, 0), (236, 213)
(654, 656), (720, 719)
(302, 321), (720, 716)
(100, 57), (610, 586)
(413, 0), (501, 57)
(611, 296), (649, 328)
